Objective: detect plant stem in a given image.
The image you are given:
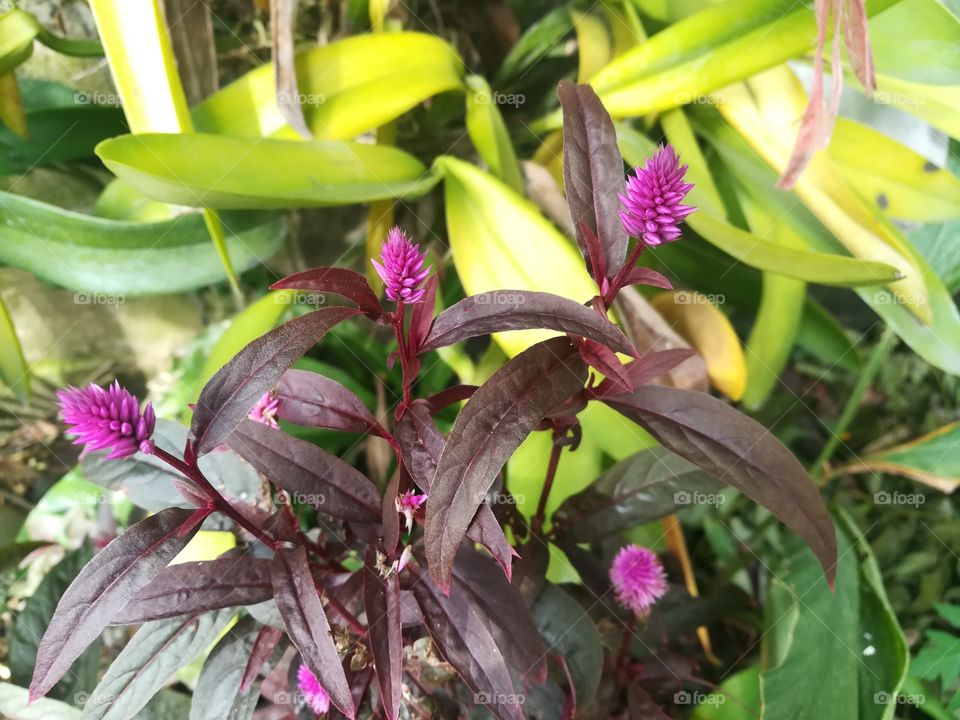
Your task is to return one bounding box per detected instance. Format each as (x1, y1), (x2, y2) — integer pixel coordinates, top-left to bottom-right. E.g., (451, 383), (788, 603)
(811, 328), (897, 480)
(531, 437), (563, 536)
(615, 614), (637, 679)
(152, 446), (280, 550)
(393, 301), (414, 406)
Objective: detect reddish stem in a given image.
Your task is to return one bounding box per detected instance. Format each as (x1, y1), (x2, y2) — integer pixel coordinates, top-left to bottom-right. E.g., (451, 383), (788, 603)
(531, 437), (563, 536)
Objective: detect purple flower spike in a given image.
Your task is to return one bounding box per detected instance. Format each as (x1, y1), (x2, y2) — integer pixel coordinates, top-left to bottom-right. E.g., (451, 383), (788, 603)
(249, 391), (280, 429)
(371, 227), (430, 304)
(618, 145), (695, 247)
(610, 544), (668, 615)
(57, 380), (156, 460)
(297, 663), (331, 716)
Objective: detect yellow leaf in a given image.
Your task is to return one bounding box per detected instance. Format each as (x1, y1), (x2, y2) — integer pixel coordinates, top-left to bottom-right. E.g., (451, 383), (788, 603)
(649, 291), (746, 401)
(571, 9), (611, 83)
(171, 531), (237, 565)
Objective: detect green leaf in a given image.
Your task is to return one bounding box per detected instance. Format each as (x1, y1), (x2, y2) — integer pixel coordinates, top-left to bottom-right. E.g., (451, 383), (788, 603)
(0, 685), (80, 720)
(796, 300), (862, 374)
(494, 7), (572, 85)
(192, 32), (464, 140)
(909, 221), (960, 293)
(837, 421), (960, 493)
(97, 133), (438, 209)
(0, 192), (285, 294)
(531, 584), (602, 706)
(0, 293), (29, 398)
(200, 291), (292, 383)
(435, 156), (597, 357)
(190, 615), (261, 720)
(689, 666), (761, 719)
(10, 543), (100, 703)
(0, 9), (38, 76)
(0, 541), (46, 572)
(83, 609), (236, 720)
(464, 75), (523, 193)
(761, 514), (907, 719)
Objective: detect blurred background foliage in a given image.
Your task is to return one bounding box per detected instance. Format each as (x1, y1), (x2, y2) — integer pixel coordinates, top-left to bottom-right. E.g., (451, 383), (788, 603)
(0, 0), (959, 717)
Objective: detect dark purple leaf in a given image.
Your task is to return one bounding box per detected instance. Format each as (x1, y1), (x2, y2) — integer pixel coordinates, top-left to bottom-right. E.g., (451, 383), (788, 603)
(363, 548), (403, 720)
(420, 290), (634, 356)
(604, 385), (837, 585)
(226, 419), (380, 522)
(271, 545), (354, 718)
(578, 338), (634, 392)
(552, 447), (721, 542)
(425, 384), (478, 414)
(191, 307), (361, 456)
(410, 567), (524, 720)
(112, 557), (274, 624)
(593, 348), (697, 398)
(409, 274), (439, 352)
(620, 266), (673, 290)
(558, 80), (628, 280)
(30, 507), (202, 700)
(395, 402), (515, 580)
(240, 626), (284, 691)
(271, 267), (382, 318)
(451, 549), (547, 683)
(425, 338), (586, 589)
(275, 368), (385, 436)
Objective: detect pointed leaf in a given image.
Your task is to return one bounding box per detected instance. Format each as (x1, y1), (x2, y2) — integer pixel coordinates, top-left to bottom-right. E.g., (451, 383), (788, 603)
(411, 567), (524, 720)
(271, 545), (354, 718)
(274, 369), (384, 436)
(30, 508), (202, 700)
(592, 348), (697, 397)
(421, 290), (633, 355)
(83, 609), (235, 720)
(112, 557), (273, 624)
(271, 267), (383, 318)
(604, 385), (837, 585)
(363, 548), (403, 720)
(425, 337), (587, 589)
(394, 402), (514, 576)
(557, 80), (628, 279)
(191, 306), (361, 456)
(190, 615), (262, 720)
(226, 419), (380, 522)
(0, 293), (29, 399)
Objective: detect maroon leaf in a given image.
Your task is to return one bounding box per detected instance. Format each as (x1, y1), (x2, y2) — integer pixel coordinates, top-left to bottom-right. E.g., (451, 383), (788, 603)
(420, 290), (634, 356)
(425, 384), (478, 414)
(240, 626), (284, 691)
(593, 348), (697, 398)
(604, 385), (837, 585)
(620, 266), (673, 290)
(191, 307), (361, 456)
(451, 549), (547, 683)
(271, 545), (354, 718)
(425, 338), (587, 590)
(30, 507), (203, 700)
(271, 267), (382, 318)
(226, 419), (380, 522)
(112, 557), (274, 624)
(410, 567), (524, 720)
(395, 402), (515, 578)
(363, 548), (403, 720)
(276, 368), (385, 436)
(409, 273), (439, 352)
(578, 339), (634, 392)
(557, 80), (629, 280)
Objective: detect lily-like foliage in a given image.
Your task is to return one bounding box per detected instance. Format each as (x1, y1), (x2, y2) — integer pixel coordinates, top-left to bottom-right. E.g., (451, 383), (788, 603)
(33, 83), (835, 720)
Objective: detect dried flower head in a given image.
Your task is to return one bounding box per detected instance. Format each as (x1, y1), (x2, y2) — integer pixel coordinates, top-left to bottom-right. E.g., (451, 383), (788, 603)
(297, 663), (331, 716)
(371, 227), (430, 303)
(248, 391), (280, 429)
(609, 544), (668, 615)
(57, 381), (156, 460)
(619, 145), (695, 247)
(396, 489), (429, 533)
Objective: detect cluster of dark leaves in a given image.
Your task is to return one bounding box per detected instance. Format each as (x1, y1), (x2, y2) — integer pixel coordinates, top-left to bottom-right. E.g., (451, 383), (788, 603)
(25, 83), (836, 720)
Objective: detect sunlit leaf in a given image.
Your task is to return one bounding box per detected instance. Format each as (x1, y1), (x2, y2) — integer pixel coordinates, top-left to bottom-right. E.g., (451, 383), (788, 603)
(0, 293), (28, 398)
(465, 75), (524, 193)
(0, 9), (38, 76)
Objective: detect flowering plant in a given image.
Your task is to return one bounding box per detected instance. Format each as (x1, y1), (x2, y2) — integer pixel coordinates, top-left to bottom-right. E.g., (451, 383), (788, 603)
(29, 83), (835, 719)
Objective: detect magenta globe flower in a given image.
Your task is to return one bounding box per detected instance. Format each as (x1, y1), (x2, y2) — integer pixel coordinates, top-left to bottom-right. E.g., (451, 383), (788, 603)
(619, 144), (695, 247)
(371, 227), (430, 303)
(610, 544), (668, 615)
(57, 381), (156, 460)
(297, 663), (331, 716)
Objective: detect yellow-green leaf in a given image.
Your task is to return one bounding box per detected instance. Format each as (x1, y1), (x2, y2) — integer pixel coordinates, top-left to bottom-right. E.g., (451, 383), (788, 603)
(571, 9), (611, 83)
(0, 9), (38, 76)
(200, 291), (292, 383)
(0, 72), (28, 139)
(96, 133), (438, 209)
(192, 32), (464, 140)
(464, 75), (523, 193)
(435, 156), (596, 357)
(0, 294), (29, 399)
